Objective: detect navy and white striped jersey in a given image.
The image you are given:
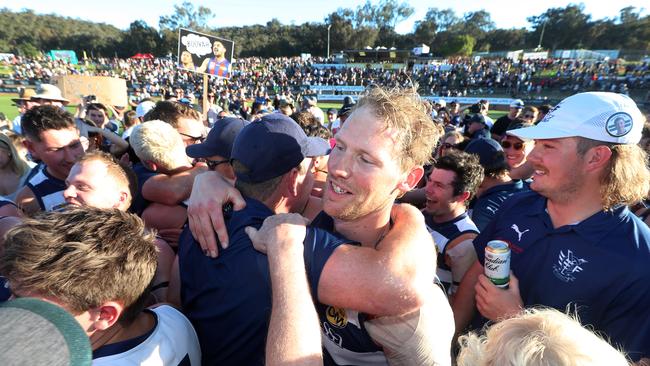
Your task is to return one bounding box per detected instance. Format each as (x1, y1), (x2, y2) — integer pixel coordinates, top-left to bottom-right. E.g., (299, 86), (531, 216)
(425, 212), (479, 295)
(25, 165), (67, 212)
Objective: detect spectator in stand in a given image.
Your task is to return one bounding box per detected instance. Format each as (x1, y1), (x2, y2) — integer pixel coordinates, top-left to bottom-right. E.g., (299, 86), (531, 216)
(491, 99), (523, 140)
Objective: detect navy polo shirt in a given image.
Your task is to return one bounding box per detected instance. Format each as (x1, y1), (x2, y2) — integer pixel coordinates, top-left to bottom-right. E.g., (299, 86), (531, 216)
(130, 163), (160, 215)
(474, 190), (650, 361)
(178, 198), (346, 366)
(470, 179), (526, 231)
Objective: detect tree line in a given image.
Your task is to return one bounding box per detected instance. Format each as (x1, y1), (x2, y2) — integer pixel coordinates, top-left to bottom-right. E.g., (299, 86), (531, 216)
(1, 1), (648, 59)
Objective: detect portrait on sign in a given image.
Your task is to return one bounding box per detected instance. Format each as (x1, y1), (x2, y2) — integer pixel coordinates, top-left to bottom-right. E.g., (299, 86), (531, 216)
(178, 28), (234, 79)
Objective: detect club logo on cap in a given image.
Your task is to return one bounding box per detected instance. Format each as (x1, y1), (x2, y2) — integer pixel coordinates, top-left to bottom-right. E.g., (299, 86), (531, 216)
(605, 112), (633, 137)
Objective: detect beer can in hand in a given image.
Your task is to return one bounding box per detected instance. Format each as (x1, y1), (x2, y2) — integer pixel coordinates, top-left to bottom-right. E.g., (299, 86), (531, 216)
(485, 240), (510, 288)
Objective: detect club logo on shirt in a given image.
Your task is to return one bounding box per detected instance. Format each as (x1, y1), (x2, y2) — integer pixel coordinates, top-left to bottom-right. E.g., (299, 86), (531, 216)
(511, 224), (530, 241)
(552, 250), (588, 282)
(605, 112), (633, 137)
(326, 306), (348, 328)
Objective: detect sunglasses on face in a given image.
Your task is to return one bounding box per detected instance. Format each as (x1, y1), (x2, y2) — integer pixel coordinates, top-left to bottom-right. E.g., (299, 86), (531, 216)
(205, 159), (230, 170)
(523, 114), (535, 119)
(501, 141), (524, 150)
(441, 143), (457, 150)
(179, 132), (205, 144)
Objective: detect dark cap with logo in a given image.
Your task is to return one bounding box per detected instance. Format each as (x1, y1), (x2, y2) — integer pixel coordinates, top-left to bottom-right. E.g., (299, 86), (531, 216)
(232, 114), (330, 183)
(186, 117), (249, 159)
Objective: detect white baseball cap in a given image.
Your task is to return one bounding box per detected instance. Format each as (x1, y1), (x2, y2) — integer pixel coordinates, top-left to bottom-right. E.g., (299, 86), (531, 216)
(436, 99), (446, 108)
(508, 92), (644, 145)
(135, 100), (156, 118)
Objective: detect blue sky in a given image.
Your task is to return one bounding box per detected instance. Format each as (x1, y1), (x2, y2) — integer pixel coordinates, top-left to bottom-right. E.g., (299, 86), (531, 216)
(1, 0), (647, 33)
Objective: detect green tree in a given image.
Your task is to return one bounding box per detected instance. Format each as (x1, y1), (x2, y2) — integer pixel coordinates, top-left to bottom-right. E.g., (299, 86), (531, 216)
(159, 1), (214, 32)
(527, 5), (591, 50)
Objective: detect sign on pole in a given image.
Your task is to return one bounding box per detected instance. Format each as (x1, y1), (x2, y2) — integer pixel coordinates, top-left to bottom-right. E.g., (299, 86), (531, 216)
(178, 28), (234, 79)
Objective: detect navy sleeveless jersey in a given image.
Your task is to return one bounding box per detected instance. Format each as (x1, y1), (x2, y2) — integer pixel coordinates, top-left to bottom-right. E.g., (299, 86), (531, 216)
(425, 212), (479, 295)
(25, 164), (67, 212)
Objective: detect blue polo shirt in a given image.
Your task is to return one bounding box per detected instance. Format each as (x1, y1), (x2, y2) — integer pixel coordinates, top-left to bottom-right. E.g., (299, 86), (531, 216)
(470, 179), (526, 231)
(474, 190), (650, 361)
(178, 198), (346, 366)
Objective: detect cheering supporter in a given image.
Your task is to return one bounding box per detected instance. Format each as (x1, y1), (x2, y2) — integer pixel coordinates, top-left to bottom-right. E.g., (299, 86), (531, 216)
(455, 92), (650, 364)
(15, 105), (85, 215)
(0, 207), (201, 365)
(423, 152), (483, 299)
(502, 120), (536, 182)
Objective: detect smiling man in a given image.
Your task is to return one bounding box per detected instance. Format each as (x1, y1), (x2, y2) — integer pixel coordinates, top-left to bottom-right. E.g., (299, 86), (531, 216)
(423, 152), (484, 300)
(15, 105), (85, 215)
(454, 92), (650, 364)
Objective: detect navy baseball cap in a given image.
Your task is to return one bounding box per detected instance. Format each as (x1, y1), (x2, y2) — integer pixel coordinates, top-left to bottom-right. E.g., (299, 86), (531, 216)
(186, 117), (248, 159)
(232, 114), (330, 183)
(464, 137), (504, 168)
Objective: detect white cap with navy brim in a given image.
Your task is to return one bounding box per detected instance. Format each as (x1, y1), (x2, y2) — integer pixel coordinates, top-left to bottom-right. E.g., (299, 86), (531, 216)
(508, 92), (644, 145)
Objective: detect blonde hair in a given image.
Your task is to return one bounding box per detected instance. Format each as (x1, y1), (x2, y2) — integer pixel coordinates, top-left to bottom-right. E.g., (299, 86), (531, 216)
(576, 137), (650, 210)
(457, 308), (629, 366)
(0, 132), (30, 176)
(130, 120), (190, 171)
(0, 207), (158, 325)
(354, 87), (442, 171)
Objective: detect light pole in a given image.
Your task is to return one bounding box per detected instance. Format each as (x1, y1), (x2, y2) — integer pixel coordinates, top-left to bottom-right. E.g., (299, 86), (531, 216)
(327, 24), (332, 59)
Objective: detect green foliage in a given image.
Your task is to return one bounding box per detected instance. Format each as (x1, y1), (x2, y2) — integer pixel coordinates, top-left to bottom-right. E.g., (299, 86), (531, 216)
(0, 3), (648, 60)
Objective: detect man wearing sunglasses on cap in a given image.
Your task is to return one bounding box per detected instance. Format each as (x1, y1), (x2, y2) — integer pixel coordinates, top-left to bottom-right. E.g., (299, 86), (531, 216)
(502, 120), (536, 184)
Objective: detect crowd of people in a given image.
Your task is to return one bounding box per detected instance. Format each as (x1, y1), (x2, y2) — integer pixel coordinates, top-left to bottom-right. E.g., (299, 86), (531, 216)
(4, 54), (649, 112)
(0, 68), (649, 366)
